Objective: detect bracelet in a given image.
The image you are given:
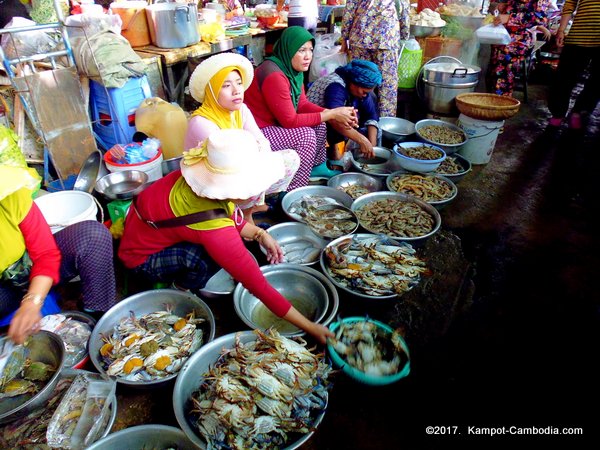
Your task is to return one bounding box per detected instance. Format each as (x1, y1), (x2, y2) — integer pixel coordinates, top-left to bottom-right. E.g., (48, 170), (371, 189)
(253, 228), (267, 242)
(21, 293), (44, 307)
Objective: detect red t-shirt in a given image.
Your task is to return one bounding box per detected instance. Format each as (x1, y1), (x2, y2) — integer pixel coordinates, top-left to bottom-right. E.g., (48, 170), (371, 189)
(118, 171), (291, 317)
(244, 66), (324, 129)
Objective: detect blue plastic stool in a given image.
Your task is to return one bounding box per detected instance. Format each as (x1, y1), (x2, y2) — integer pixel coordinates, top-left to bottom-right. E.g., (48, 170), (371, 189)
(89, 76), (152, 150)
(0, 290), (61, 328)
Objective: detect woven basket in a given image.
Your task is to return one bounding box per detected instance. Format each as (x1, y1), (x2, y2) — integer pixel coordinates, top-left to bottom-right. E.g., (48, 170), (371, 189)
(455, 93), (521, 121)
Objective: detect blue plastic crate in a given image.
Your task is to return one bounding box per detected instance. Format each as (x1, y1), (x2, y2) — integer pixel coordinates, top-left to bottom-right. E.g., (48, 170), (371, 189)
(89, 76), (151, 149)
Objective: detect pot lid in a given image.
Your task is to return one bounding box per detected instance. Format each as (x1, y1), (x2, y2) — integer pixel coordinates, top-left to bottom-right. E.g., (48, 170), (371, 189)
(424, 62), (481, 74)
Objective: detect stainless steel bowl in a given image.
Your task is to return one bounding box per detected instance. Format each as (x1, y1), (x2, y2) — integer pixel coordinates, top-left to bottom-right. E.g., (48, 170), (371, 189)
(434, 153), (472, 184)
(74, 150), (108, 193)
(0, 331), (66, 424)
(282, 185), (353, 222)
(386, 171), (458, 210)
(320, 233), (417, 300)
(173, 331), (328, 450)
(94, 170), (149, 200)
(410, 24), (443, 38)
(233, 264), (330, 337)
(350, 146), (403, 177)
(260, 222), (327, 266)
(161, 155), (183, 176)
(327, 172), (384, 201)
(415, 119), (468, 155)
(379, 117), (416, 143)
(89, 289), (216, 388)
(351, 191), (442, 243)
(87, 424), (197, 450)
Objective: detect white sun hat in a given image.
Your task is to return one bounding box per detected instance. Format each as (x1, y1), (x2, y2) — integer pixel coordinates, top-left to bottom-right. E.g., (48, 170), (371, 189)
(181, 129), (285, 200)
(188, 52), (254, 103)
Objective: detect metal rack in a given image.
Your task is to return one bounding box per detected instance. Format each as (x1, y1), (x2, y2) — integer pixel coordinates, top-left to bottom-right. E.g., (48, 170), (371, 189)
(0, 0), (97, 187)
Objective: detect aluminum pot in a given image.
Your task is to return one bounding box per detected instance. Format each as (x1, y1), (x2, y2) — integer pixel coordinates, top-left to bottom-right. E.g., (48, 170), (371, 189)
(419, 56), (481, 115)
(145, 2), (199, 49)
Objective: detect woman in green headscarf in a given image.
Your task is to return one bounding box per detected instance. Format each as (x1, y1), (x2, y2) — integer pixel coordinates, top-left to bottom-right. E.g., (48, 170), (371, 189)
(244, 26), (358, 188)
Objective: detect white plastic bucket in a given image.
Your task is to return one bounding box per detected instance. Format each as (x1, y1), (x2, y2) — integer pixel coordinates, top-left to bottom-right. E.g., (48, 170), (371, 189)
(104, 148), (164, 182)
(34, 191), (98, 234)
(457, 114), (504, 165)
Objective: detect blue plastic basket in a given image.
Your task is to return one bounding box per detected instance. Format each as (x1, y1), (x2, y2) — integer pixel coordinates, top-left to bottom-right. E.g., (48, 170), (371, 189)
(89, 76), (152, 150)
(0, 290), (61, 328)
(327, 317), (411, 385)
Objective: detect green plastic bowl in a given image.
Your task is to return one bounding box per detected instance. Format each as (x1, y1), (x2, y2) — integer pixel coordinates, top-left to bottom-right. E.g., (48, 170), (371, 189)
(327, 317), (410, 386)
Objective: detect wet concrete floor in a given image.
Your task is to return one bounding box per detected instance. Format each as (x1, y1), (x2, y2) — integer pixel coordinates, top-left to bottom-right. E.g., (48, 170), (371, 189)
(68, 83), (600, 448)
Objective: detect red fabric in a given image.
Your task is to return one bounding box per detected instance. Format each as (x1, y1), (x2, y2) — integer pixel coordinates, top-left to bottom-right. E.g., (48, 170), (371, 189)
(19, 203), (61, 284)
(245, 70), (324, 129)
(118, 170), (292, 317)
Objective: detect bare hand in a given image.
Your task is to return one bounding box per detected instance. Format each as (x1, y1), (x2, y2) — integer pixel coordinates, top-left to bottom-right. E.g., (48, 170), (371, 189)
(556, 30), (565, 47)
(332, 107), (358, 129)
(358, 137), (375, 159)
(260, 233), (284, 264)
(8, 302), (42, 344)
(538, 26), (552, 41)
(309, 322), (335, 345)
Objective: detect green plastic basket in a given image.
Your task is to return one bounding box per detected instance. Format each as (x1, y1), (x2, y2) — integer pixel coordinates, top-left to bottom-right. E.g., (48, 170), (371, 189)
(398, 48), (423, 89)
(327, 317), (411, 386)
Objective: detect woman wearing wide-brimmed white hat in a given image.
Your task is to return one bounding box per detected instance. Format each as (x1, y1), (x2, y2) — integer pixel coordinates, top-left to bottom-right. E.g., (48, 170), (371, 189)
(185, 52), (300, 224)
(119, 129), (334, 344)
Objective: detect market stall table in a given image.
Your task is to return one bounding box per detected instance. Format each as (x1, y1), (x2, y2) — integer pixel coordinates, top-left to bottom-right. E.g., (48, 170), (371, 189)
(318, 4), (345, 33)
(134, 28), (285, 105)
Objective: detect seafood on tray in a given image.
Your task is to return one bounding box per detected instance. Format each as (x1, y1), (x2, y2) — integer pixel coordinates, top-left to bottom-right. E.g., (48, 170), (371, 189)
(388, 174), (454, 203)
(354, 198), (435, 238)
(98, 305), (205, 381)
(324, 234), (430, 297)
(280, 240), (322, 265)
(435, 155), (464, 175)
(336, 183), (371, 200)
(189, 329), (331, 450)
(287, 194), (344, 222)
(328, 318), (408, 377)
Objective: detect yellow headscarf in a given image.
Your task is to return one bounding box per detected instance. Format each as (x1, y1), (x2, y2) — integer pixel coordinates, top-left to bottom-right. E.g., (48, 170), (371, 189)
(191, 66), (244, 130)
(0, 165), (42, 274)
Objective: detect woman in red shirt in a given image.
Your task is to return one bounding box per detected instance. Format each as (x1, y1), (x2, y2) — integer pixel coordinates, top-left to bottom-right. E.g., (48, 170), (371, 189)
(244, 26), (358, 188)
(1, 165), (116, 344)
(118, 128), (334, 344)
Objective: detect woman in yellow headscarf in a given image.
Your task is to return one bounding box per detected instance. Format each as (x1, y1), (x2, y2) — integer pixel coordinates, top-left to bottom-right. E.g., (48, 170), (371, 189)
(184, 53), (299, 224)
(0, 164), (116, 343)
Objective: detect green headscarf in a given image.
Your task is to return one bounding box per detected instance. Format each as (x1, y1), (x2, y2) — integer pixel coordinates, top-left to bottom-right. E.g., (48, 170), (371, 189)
(267, 26), (315, 109)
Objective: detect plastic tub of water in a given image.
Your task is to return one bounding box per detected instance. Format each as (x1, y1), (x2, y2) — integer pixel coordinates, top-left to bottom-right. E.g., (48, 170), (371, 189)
(34, 191), (98, 234)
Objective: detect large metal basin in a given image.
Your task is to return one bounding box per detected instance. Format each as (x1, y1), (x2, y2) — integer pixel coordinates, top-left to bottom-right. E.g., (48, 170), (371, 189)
(173, 331), (327, 450)
(0, 331), (65, 424)
(87, 424), (196, 450)
(89, 289), (215, 388)
(233, 264), (331, 337)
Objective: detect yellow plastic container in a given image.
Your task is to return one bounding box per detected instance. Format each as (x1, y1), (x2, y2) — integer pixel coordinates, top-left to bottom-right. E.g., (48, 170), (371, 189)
(135, 98), (187, 161)
(110, 1), (151, 48)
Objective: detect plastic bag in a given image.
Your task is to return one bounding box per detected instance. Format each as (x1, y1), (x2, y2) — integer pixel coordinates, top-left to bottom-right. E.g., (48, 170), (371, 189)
(0, 17), (61, 61)
(46, 373), (116, 449)
(65, 12), (123, 38)
(309, 51), (348, 83)
(475, 24), (512, 45)
(0, 125), (27, 168)
(200, 22), (226, 44)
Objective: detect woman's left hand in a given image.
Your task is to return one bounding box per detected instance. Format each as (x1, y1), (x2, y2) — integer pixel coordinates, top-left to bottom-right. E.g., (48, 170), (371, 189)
(537, 26), (552, 41)
(260, 232), (284, 264)
(8, 302), (42, 344)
